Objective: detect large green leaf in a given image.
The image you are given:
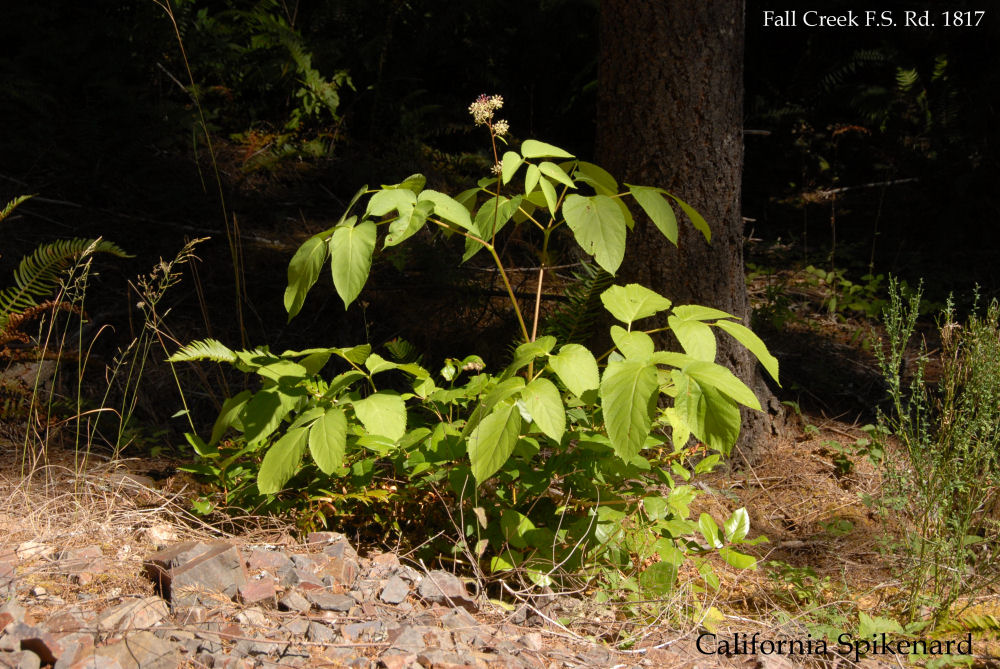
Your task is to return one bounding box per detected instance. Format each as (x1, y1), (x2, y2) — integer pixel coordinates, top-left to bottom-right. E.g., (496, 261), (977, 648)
(668, 316), (716, 362)
(384, 200), (433, 248)
(672, 371), (741, 452)
(468, 402), (522, 483)
(257, 427), (309, 494)
(520, 139), (574, 159)
(308, 408), (347, 474)
(382, 174), (426, 192)
(241, 388), (303, 444)
(547, 344), (599, 396)
(610, 326), (655, 361)
(714, 319), (780, 384)
(418, 189), (474, 231)
(462, 377), (526, 437)
(284, 235), (329, 320)
(683, 360), (760, 409)
(698, 513), (724, 548)
(600, 284), (672, 326)
(501, 151), (522, 184)
(573, 161), (618, 195)
(329, 220), (376, 308)
(209, 390), (252, 445)
(366, 188), (416, 217)
(670, 304), (734, 321)
(639, 561), (677, 597)
(352, 392), (406, 441)
(524, 164), (541, 196)
(520, 377), (565, 443)
(628, 186), (678, 245)
(465, 196), (520, 261)
(505, 336), (556, 377)
(563, 194), (627, 274)
(600, 359), (658, 460)
(539, 161), (575, 189)
(723, 507), (750, 543)
(667, 194), (711, 242)
(338, 185), (369, 224)
(538, 176), (558, 216)
(719, 548), (757, 570)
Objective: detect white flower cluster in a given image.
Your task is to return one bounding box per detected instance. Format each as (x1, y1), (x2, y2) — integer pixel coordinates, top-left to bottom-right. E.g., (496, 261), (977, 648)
(468, 94), (509, 136)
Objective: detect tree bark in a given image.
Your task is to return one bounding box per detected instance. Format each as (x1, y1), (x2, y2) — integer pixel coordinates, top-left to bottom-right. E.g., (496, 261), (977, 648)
(596, 0), (782, 464)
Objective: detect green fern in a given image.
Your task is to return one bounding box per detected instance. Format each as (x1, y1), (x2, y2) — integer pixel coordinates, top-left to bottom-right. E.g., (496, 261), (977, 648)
(935, 611), (1000, 634)
(0, 195), (34, 223)
(167, 338), (238, 364)
(541, 262), (615, 346)
(0, 238), (130, 334)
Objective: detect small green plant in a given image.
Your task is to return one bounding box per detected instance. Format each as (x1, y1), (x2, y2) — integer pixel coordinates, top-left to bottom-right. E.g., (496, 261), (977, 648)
(173, 96), (779, 594)
(873, 278), (1000, 622)
(804, 265), (886, 318)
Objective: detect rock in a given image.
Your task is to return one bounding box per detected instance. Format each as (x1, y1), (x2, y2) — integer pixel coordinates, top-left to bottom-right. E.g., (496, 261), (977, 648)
(306, 621), (337, 644)
(142, 524), (178, 548)
(379, 651), (418, 669)
(379, 576), (410, 605)
(416, 572), (476, 612)
(143, 541), (211, 572)
(145, 543), (247, 607)
(5, 622), (88, 665)
(234, 607), (272, 630)
(95, 597), (169, 632)
(343, 620), (384, 642)
(15, 542), (55, 562)
(278, 591), (311, 614)
(286, 567), (324, 591)
(283, 619), (309, 636)
(0, 651), (42, 669)
(415, 649), (482, 669)
(245, 549), (293, 575)
(305, 591), (355, 612)
(518, 633), (543, 652)
(237, 576), (277, 606)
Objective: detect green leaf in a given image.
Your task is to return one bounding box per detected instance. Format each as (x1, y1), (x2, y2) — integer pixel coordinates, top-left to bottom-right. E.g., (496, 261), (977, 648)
(538, 176), (558, 216)
(500, 509), (536, 549)
(684, 361), (760, 410)
(563, 194), (627, 274)
(462, 377), (526, 437)
(505, 336), (556, 378)
(241, 388), (302, 444)
(600, 284), (672, 326)
(366, 188), (416, 217)
(719, 548), (757, 570)
(668, 316), (716, 362)
(667, 194), (711, 242)
(672, 371), (741, 452)
(670, 304), (734, 321)
(501, 151), (522, 185)
(210, 390), (252, 445)
(384, 199), (433, 248)
(600, 359), (658, 460)
(858, 612), (905, 638)
(714, 320), (780, 385)
(468, 402), (522, 483)
(628, 186), (678, 245)
(667, 485), (698, 518)
(382, 174), (426, 192)
(352, 392), (406, 441)
(308, 408), (347, 474)
(257, 427), (309, 494)
(167, 338), (238, 364)
(521, 139), (574, 159)
(639, 561), (677, 597)
(520, 377), (565, 443)
(524, 163), (540, 195)
(419, 189), (473, 231)
(573, 161), (618, 195)
(642, 495), (668, 520)
(610, 326), (655, 361)
(329, 220), (376, 308)
(539, 161), (575, 189)
(465, 196), (520, 261)
(338, 185), (368, 224)
(364, 353), (398, 375)
(698, 513), (724, 548)
(723, 507), (750, 543)
(284, 235), (328, 320)
(547, 344), (599, 396)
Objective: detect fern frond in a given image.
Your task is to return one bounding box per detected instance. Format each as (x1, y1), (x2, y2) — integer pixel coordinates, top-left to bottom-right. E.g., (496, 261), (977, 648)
(542, 262), (615, 345)
(0, 238), (130, 333)
(0, 195), (34, 223)
(935, 611), (1000, 634)
(167, 339), (238, 364)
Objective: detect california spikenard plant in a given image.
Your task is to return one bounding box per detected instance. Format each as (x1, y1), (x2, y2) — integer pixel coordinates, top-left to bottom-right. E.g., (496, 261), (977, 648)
(171, 96), (779, 595)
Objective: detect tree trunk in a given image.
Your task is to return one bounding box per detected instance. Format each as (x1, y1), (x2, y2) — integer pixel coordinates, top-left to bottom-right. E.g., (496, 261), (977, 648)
(596, 0), (782, 464)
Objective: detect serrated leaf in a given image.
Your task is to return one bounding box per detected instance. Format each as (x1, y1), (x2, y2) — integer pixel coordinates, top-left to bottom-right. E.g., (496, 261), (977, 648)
(284, 235), (328, 320)
(667, 194), (711, 242)
(600, 284), (672, 325)
(309, 408), (346, 474)
(719, 548), (757, 569)
(672, 371), (741, 453)
(501, 151), (522, 184)
(563, 194), (627, 274)
(384, 199), (432, 248)
(521, 139), (574, 159)
(538, 176), (558, 216)
(329, 220), (376, 308)
(521, 377), (565, 443)
(629, 185), (678, 245)
(684, 361), (760, 410)
(723, 507), (750, 543)
(418, 189), (474, 231)
(573, 161), (617, 195)
(671, 304), (735, 321)
(382, 173), (426, 192)
(539, 161), (575, 189)
(610, 326), (655, 361)
(714, 319), (780, 384)
(504, 336), (556, 378)
(547, 344), (599, 396)
(468, 402), (522, 483)
(668, 316), (717, 361)
(698, 513), (724, 548)
(209, 390), (252, 445)
(241, 388), (302, 444)
(257, 427), (308, 494)
(525, 163), (540, 195)
(639, 561), (677, 597)
(366, 188), (416, 217)
(352, 392), (406, 441)
(600, 359), (658, 460)
(465, 196), (520, 261)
